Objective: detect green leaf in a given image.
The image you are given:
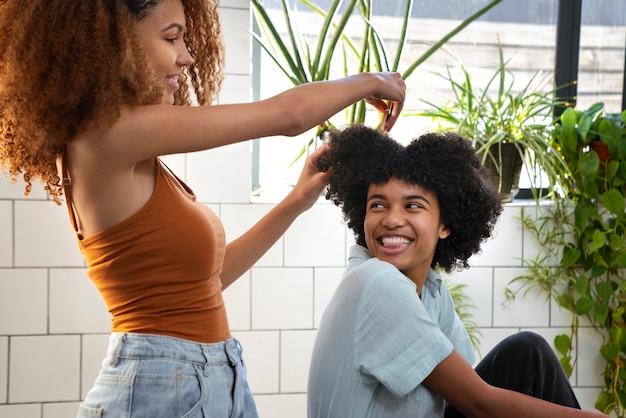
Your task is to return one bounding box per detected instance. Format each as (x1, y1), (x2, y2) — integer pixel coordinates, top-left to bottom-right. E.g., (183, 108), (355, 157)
(557, 293), (574, 311)
(599, 118), (621, 151)
(614, 252), (626, 267)
(577, 112), (593, 140)
(562, 245), (581, 268)
(594, 304), (609, 324)
(619, 133), (626, 160)
(607, 160), (619, 180)
(559, 356), (573, 377)
(595, 282), (614, 303)
(578, 150), (600, 176)
(554, 334), (572, 356)
(601, 189), (625, 216)
(574, 274), (589, 294)
(601, 342), (619, 361)
(560, 107), (577, 128)
(401, 0), (503, 79)
(595, 391), (612, 414)
(575, 296), (593, 315)
(609, 234), (625, 250)
(590, 229), (607, 253)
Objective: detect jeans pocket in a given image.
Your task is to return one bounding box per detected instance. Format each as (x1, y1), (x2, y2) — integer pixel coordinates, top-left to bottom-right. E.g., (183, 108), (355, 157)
(131, 359), (203, 418)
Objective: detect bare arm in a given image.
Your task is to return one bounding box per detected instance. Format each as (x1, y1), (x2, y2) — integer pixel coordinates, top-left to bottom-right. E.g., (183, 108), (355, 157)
(97, 72), (405, 166)
(220, 144), (333, 289)
(425, 350), (608, 418)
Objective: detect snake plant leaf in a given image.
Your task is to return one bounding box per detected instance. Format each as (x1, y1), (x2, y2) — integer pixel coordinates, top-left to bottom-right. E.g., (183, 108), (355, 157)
(313, 0), (359, 80)
(250, 2), (306, 84)
(362, 16), (391, 72)
(402, 0), (503, 79)
(280, 0), (312, 81)
(392, 0), (414, 72)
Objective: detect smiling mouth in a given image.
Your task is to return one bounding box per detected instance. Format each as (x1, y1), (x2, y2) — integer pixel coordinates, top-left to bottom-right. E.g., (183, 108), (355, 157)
(380, 236), (412, 249)
(165, 75), (180, 88)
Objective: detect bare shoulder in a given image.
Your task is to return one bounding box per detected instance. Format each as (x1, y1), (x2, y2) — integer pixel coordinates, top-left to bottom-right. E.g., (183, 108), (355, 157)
(65, 131), (157, 238)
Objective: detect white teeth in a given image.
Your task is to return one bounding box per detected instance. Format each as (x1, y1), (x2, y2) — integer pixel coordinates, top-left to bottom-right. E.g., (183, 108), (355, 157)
(381, 236), (411, 246)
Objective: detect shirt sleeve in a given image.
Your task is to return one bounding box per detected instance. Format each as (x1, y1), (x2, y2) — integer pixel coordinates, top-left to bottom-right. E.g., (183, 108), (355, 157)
(353, 263), (454, 398)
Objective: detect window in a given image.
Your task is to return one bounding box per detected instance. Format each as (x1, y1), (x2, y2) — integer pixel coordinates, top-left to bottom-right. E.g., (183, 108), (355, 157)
(251, 0), (626, 201)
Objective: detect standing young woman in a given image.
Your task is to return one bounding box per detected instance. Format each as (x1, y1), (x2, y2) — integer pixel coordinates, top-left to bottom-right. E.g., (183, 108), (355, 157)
(0, 1), (405, 417)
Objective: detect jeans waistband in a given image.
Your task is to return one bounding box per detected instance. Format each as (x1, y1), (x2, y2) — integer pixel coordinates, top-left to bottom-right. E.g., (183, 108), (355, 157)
(107, 332), (241, 367)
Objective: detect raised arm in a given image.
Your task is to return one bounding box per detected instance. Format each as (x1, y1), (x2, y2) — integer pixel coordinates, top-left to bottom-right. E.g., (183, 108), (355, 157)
(220, 144), (333, 289)
(100, 72), (405, 167)
(425, 350), (608, 418)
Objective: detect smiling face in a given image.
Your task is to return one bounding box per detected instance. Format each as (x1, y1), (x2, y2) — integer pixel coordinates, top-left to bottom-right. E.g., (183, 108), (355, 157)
(135, 0), (194, 105)
(364, 177), (450, 291)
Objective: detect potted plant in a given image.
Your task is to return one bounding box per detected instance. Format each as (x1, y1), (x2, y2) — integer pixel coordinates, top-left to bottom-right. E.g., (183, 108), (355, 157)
(512, 103), (626, 416)
(250, 0), (503, 166)
(412, 44), (569, 202)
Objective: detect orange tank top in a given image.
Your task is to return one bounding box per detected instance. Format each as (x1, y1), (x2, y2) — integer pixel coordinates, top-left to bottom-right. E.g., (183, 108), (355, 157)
(62, 158), (230, 343)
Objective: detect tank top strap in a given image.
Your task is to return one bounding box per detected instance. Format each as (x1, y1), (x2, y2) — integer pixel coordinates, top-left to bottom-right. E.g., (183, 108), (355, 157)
(158, 158), (195, 196)
(57, 151), (81, 237)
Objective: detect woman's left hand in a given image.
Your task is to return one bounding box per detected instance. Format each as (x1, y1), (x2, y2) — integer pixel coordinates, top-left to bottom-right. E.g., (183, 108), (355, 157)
(288, 143), (333, 212)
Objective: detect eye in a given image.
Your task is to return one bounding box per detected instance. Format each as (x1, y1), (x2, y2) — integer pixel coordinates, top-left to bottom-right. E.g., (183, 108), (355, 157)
(368, 201), (386, 210)
(407, 202), (424, 210)
(165, 36), (178, 44)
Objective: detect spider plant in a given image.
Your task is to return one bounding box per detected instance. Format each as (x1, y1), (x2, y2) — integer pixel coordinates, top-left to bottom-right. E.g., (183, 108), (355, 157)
(413, 43), (570, 202)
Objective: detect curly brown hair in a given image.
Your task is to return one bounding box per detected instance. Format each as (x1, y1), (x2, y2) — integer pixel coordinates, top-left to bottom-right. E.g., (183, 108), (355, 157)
(320, 124), (503, 272)
(0, 0), (224, 202)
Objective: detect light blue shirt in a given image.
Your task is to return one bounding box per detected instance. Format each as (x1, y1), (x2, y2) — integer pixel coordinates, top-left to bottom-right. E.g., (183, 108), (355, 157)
(308, 245), (475, 418)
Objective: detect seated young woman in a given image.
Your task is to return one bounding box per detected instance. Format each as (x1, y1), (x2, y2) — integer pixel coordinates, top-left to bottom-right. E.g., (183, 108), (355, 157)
(307, 125), (607, 418)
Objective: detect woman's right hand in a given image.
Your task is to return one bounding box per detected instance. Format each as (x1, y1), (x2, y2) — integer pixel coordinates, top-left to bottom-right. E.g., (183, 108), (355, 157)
(363, 72), (405, 132)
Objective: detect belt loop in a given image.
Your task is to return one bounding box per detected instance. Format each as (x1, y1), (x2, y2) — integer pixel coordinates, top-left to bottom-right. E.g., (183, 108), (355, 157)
(226, 339), (239, 367)
(201, 345), (210, 377)
(110, 333), (126, 367)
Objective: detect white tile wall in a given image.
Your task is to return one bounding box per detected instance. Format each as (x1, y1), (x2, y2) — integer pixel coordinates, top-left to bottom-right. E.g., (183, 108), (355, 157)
(49, 269), (110, 334)
(80, 334), (109, 400)
(9, 336), (80, 403)
(0, 3), (607, 418)
(0, 269), (48, 335)
(251, 268), (313, 330)
(0, 202), (12, 267)
(14, 201), (84, 268)
(0, 337), (6, 403)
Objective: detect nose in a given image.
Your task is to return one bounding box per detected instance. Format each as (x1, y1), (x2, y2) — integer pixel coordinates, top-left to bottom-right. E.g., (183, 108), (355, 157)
(177, 41), (195, 66)
(381, 207), (406, 229)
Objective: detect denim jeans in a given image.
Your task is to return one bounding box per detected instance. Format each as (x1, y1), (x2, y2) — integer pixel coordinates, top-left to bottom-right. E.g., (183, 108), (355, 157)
(77, 333), (259, 418)
(444, 331), (580, 417)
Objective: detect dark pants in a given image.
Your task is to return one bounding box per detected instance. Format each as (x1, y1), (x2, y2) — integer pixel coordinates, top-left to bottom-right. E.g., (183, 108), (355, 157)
(444, 331), (580, 417)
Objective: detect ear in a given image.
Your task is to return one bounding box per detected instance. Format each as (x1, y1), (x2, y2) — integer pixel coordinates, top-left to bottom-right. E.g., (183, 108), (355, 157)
(438, 224), (451, 240)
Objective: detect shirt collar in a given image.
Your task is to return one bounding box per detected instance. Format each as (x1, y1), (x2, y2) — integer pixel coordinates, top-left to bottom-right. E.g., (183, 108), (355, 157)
(349, 245), (442, 296)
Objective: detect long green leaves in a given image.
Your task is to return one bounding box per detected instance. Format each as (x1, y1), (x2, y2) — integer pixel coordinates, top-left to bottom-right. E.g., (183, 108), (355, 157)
(413, 42), (570, 197)
(251, 0), (504, 123)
